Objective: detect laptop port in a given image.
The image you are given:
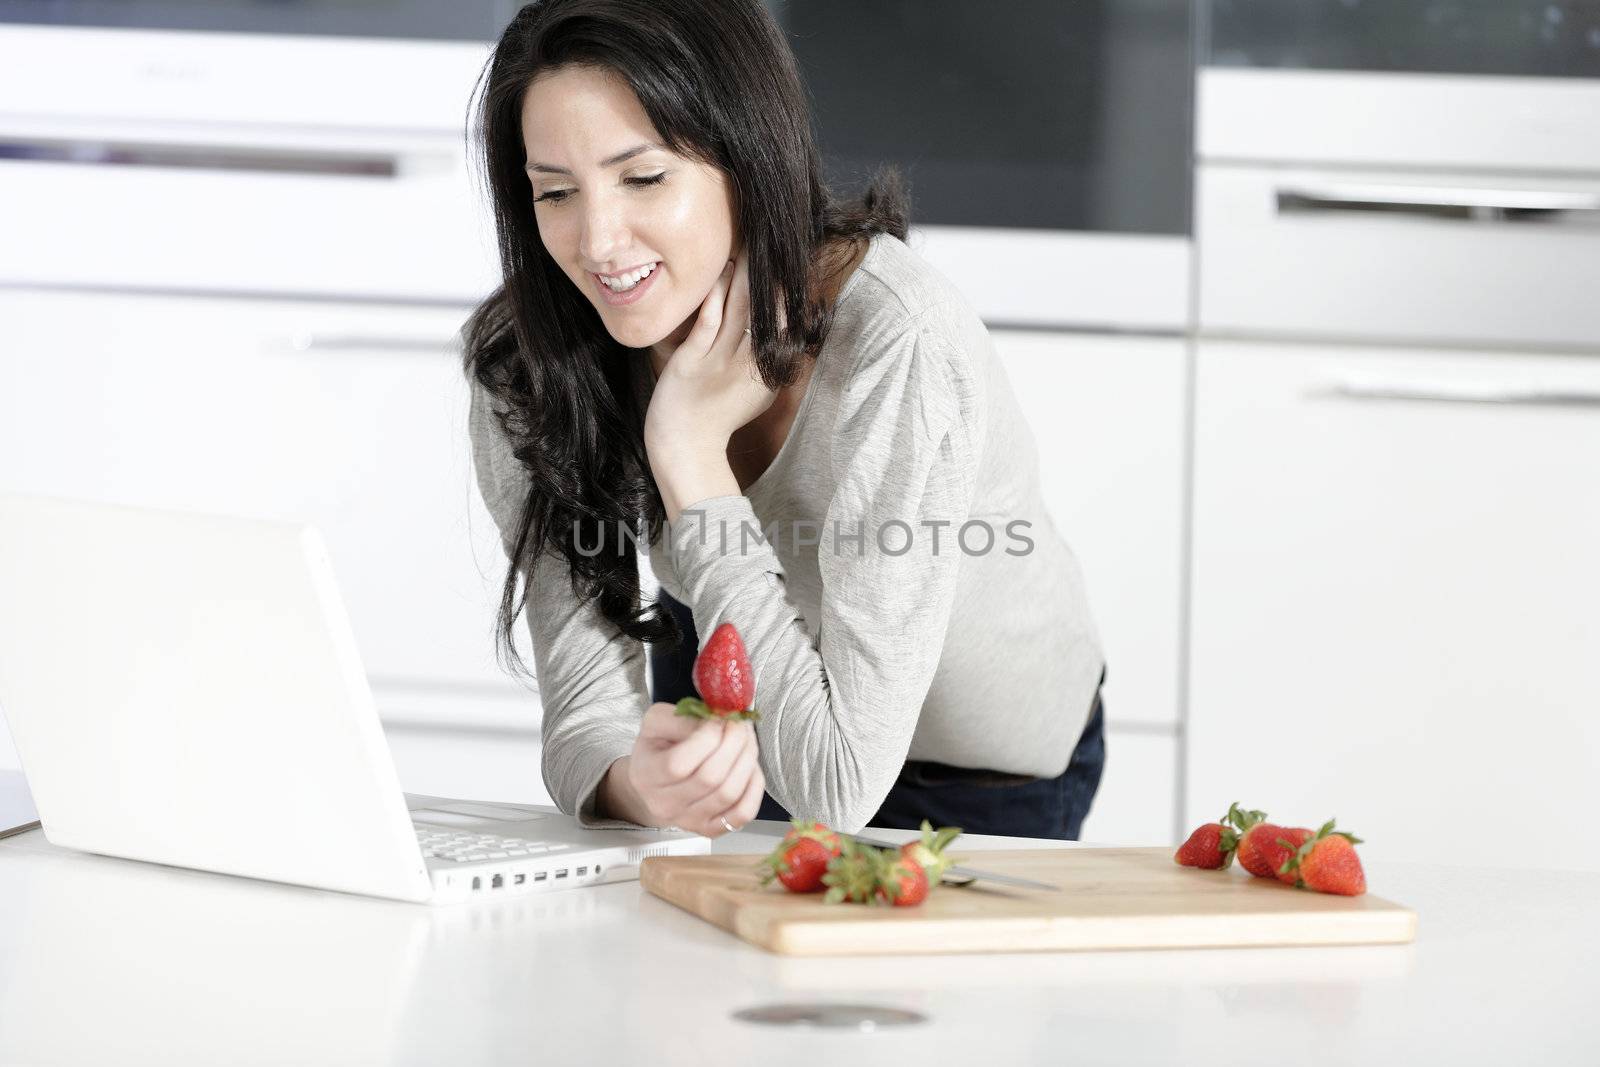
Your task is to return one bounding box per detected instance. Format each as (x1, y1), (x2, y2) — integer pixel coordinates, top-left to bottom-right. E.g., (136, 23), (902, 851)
(491, 874), (504, 890)
(534, 872), (547, 882)
(471, 876), (482, 891)
(513, 873), (526, 886)
(576, 866), (588, 877)
(555, 868), (568, 879)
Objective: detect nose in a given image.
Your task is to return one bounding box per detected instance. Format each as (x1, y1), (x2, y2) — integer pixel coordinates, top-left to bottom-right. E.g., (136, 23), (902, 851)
(578, 196), (631, 271)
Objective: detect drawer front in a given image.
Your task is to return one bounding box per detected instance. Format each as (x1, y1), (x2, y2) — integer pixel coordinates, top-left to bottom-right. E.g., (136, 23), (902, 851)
(1197, 163), (1600, 350)
(0, 124), (498, 302)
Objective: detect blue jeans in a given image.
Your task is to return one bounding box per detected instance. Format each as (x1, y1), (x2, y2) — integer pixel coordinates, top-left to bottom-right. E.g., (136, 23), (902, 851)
(648, 591), (1107, 841)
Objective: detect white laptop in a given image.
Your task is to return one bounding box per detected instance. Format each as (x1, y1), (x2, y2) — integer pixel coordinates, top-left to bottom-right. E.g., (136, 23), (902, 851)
(0, 492), (709, 904)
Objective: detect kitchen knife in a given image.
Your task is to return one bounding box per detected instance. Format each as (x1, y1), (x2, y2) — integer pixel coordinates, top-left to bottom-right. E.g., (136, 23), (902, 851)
(850, 834), (1063, 892)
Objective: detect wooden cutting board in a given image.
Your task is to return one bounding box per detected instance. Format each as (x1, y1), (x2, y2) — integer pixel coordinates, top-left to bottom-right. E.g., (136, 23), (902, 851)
(640, 847), (1417, 956)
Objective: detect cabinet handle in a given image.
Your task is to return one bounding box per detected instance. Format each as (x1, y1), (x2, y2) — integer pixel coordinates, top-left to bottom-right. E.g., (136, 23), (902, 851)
(285, 333), (460, 354)
(1277, 183), (1600, 223)
(0, 137), (399, 178)
(1311, 376), (1600, 408)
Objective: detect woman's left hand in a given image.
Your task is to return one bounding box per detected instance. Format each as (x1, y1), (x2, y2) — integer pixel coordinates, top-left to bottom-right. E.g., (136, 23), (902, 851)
(644, 248), (777, 516)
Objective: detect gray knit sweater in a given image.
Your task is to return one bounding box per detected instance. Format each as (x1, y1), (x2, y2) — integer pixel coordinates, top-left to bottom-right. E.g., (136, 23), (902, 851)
(467, 233), (1103, 834)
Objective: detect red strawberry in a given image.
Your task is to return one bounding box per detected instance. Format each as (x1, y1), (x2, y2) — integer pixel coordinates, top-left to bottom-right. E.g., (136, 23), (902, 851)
(759, 837), (832, 893)
(757, 820), (843, 893)
(875, 853), (930, 907)
(1175, 824), (1232, 869)
(899, 820), (963, 882)
(1282, 820), (1367, 896)
(1271, 828), (1316, 884)
(676, 622), (759, 722)
(1175, 802), (1264, 869)
(1237, 821), (1307, 880)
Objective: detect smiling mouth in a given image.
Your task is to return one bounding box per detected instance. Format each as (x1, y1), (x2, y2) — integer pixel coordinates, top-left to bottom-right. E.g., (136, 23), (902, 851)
(593, 262), (659, 293)
(591, 261), (661, 306)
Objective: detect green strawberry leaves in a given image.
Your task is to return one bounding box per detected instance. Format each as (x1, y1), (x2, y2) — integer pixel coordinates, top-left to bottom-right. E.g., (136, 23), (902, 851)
(673, 696), (760, 723)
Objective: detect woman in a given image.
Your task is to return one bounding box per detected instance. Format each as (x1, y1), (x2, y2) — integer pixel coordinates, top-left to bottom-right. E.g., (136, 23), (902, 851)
(463, 0), (1106, 840)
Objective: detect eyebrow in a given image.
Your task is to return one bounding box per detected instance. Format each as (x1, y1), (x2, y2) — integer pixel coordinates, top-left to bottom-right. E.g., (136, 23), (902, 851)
(524, 143), (663, 176)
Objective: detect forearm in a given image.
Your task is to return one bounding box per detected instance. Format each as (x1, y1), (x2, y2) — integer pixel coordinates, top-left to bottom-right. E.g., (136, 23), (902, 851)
(647, 436), (740, 523)
(596, 754), (652, 826)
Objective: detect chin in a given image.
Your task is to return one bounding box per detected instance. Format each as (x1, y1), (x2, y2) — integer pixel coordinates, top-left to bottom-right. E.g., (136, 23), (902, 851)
(599, 315), (668, 351)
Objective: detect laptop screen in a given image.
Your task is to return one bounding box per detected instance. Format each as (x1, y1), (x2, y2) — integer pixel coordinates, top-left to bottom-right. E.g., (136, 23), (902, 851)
(0, 768), (39, 839)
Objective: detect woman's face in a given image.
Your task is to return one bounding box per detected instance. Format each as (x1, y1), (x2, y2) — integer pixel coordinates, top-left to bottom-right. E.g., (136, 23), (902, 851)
(521, 64), (739, 352)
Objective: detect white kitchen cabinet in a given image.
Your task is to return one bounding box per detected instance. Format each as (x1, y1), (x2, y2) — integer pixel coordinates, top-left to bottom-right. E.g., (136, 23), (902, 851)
(0, 288), (534, 729)
(1078, 731), (1179, 846)
(1188, 340), (1600, 870)
(995, 330), (1187, 843)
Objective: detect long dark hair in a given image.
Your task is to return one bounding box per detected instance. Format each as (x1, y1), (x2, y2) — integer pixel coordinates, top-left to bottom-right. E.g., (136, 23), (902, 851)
(463, 0), (909, 676)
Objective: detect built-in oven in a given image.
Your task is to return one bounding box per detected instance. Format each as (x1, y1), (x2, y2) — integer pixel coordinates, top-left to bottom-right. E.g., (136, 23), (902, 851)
(768, 0), (1195, 331)
(1206, 0), (1600, 79)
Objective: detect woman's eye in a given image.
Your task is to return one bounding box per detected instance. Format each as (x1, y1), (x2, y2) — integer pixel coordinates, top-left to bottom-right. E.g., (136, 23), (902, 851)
(534, 173), (666, 207)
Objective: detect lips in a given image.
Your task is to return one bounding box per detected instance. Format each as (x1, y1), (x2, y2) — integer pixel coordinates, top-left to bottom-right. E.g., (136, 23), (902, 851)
(591, 262), (660, 307)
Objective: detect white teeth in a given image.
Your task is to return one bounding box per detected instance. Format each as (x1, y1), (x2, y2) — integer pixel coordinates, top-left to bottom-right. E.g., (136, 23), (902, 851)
(600, 263), (656, 292)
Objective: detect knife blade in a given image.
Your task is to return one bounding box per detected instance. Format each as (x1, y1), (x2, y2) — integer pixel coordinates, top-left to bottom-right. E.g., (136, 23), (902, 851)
(850, 834), (1062, 892)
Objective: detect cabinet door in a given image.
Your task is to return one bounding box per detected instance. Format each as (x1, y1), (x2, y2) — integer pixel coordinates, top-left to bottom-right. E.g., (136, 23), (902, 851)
(1079, 732), (1180, 846)
(0, 289), (533, 727)
(1189, 341), (1600, 870)
(996, 330), (1187, 842)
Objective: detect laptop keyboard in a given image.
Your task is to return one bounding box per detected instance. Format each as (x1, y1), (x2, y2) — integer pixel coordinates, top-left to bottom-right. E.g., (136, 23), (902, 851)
(414, 826), (568, 863)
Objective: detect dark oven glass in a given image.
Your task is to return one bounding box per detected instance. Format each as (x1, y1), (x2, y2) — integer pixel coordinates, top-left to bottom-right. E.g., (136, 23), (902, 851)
(1207, 0), (1600, 78)
(768, 0), (1193, 236)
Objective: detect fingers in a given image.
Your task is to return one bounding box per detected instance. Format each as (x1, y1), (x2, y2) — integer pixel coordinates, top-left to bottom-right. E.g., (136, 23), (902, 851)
(639, 701), (709, 745)
(681, 719), (752, 810)
(690, 260), (735, 347)
(682, 729), (762, 835)
(703, 249), (749, 358)
(638, 710), (724, 785)
(725, 247), (751, 338)
(718, 750), (766, 832)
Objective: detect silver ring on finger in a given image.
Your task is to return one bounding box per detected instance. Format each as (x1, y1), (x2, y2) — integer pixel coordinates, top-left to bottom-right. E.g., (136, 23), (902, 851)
(719, 815), (737, 834)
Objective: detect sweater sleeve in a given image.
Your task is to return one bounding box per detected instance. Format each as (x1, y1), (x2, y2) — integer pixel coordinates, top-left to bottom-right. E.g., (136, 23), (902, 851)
(466, 376), (649, 829)
(666, 314), (976, 832)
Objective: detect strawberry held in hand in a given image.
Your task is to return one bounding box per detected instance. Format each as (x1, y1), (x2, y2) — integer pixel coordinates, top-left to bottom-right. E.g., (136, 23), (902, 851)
(757, 820), (843, 893)
(675, 622), (760, 722)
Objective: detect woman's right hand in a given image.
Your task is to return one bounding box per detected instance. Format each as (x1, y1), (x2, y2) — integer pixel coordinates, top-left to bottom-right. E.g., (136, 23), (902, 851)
(618, 701), (765, 837)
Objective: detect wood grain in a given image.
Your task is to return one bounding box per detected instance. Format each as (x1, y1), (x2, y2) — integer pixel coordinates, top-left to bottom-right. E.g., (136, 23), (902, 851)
(640, 847), (1417, 956)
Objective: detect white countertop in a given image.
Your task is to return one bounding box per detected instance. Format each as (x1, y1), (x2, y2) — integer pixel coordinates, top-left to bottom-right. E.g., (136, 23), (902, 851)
(0, 812), (1594, 1066)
